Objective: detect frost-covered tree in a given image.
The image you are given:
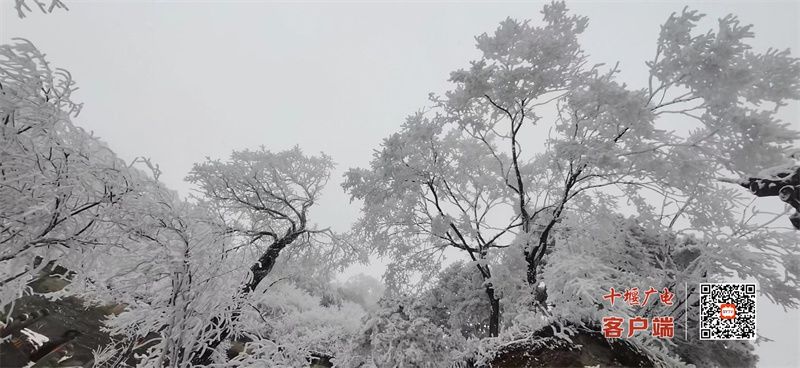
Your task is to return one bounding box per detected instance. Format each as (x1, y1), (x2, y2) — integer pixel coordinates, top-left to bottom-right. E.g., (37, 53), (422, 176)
(421, 262), (494, 339)
(188, 147), (335, 294)
(86, 161), (357, 367)
(335, 264), (498, 367)
(435, 2), (800, 289)
(0, 40), (235, 367)
(230, 281), (366, 367)
(346, 1), (799, 365)
(12, 0), (68, 18)
(0, 39), (134, 309)
(1, 38), (354, 367)
(337, 295), (467, 368)
(343, 112), (514, 336)
(185, 146), (345, 364)
(84, 171), (242, 368)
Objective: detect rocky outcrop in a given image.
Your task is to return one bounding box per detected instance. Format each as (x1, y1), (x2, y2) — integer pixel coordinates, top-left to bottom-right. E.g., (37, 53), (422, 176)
(491, 327), (655, 368)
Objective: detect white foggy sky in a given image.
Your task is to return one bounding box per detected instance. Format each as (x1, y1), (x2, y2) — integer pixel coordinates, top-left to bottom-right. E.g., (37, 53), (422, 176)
(2, 1), (798, 366)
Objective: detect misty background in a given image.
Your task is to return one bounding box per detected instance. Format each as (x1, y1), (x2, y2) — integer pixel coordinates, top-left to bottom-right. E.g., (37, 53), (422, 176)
(1, 1), (798, 366)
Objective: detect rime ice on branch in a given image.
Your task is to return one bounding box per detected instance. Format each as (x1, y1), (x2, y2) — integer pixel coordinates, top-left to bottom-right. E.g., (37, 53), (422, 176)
(737, 164), (800, 229)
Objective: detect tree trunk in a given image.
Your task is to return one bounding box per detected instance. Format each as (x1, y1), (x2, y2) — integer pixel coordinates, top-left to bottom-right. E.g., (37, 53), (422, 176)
(485, 285), (500, 337)
(190, 231), (302, 365)
(525, 258), (538, 286)
(245, 231), (300, 292)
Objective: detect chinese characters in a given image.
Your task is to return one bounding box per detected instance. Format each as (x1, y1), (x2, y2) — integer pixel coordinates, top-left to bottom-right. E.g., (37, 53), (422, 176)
(601, 287), (675, 339)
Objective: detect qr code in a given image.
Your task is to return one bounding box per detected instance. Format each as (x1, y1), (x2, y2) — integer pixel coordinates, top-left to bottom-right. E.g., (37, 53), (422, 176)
(699, 283), (757, 340)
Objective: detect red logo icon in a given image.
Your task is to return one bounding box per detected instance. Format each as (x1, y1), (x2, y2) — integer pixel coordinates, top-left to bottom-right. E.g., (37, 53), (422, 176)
(720, 303), (736, 320)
